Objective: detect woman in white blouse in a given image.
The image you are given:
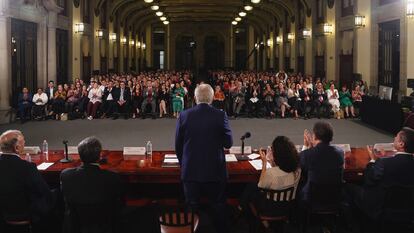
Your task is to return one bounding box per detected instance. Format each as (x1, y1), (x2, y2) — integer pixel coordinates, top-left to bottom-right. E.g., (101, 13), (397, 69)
(240, 136), (301, 214)
(86, 81), (102, 120)
(327, 83), (341, 119)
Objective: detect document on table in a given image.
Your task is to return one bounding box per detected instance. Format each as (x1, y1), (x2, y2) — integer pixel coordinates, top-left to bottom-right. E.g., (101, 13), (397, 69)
(37, 162), (54, 171)
(164, 154), (179, 163)
(24, 146), (41, 154)
(248, 153), (260, 160)
(67, 146), (78, 154)
(123, 147), (146, 155)
(229, 146), (252, 154)
(225, 154), (238, 162)
(374, 143), (395, 152)
(333, 144), (351, 153)
(249, 160), (272, 170)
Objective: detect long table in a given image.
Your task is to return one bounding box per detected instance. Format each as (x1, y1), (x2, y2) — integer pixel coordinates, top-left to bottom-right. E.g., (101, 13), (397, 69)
(28, 149), (372, 185)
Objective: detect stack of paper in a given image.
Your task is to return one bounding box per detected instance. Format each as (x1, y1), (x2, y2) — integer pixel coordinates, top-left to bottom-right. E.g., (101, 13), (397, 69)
(162, 154), (180, 167)
(248, 153), (260, 160)
(249, 160), (272, 170)
(37, 162), (54, 171)
(225, 154), (238, 162)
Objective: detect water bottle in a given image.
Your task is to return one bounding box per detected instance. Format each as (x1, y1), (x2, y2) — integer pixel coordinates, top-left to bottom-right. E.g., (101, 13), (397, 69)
(42, 140), (49, 160)
(146, 141), (153, 161)
(25, 153), (31, 162)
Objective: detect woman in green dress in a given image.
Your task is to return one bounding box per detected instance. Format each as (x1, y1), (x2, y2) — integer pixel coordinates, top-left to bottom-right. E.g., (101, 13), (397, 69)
(339, 85), (356, 118)
(171, 82), (185, 118)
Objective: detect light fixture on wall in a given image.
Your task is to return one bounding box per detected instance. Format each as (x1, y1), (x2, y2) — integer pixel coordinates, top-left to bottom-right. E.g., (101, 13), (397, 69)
(160, 16), (167, 21)
(287, 33), (295, 41)
(75, 23), (84, 34)
(144, 0), (154, 3)
(267, 38), (273, 47)
(156, 11), (163, 17)
(251, 0), (261, 4)
(276, 36), (282, 44)
(323, 23), (333, 35)
(239, 11), (247, 17)
(96, 29), (104, 39)
(354, 15), (366, 27)
(244, 5), (253, 11)
(121, 37), (127, 45)
(110, 33), (117, 41)
(232, 21), (238, 25)
(137, 41), (141, 48)
(163, 20), (169, 25)
(302, 28), (311, 38)
(235, 17), (242, 22)
(408, 0), (414, 18)
(151, 4), (159, 11)
(142, 43), (146, 50)
(130, 40), (135, 46)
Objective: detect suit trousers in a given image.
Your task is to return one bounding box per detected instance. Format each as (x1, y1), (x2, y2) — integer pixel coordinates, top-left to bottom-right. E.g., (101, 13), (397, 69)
(183, 181), (228, 233)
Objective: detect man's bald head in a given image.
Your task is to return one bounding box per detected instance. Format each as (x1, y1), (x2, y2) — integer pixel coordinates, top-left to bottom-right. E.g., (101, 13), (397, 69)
(0, 130), (25, 154)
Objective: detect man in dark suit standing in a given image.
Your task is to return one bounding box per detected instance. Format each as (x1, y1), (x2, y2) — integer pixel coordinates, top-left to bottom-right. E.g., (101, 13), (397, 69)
(299, 121), (344, 200)
(347, 127), (414, 220)
(60, 137), (123, 232)
(175, 83), (233, 233)
(0, 130), (54, 227)
(113, 81), (131, 119)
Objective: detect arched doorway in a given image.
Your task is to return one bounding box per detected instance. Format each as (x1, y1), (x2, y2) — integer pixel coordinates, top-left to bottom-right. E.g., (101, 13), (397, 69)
(203, 35), (224, 70)
(175, 35), (196, 70)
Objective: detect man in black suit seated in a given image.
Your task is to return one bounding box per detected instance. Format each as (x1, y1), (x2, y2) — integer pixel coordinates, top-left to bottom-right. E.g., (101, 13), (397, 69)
(60, 137), (123, 232)
(113, 81), (131, 120)
(299, 121), (344, 200)
(101, 81), (118, 119)
(0, 130), (54, 228)
(346, 127), (414, 220)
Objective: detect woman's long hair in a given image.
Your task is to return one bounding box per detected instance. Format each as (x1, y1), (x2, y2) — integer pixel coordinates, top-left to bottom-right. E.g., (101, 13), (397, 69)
(271, 136), (299, 173)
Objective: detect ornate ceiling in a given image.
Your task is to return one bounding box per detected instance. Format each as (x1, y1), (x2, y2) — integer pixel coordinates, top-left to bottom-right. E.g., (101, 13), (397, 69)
(93, 0), (311, 34)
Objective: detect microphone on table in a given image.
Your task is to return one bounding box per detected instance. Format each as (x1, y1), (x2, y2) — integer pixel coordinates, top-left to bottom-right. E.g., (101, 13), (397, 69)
(60, 140), (72, 163)
(240, 132), (251, 155)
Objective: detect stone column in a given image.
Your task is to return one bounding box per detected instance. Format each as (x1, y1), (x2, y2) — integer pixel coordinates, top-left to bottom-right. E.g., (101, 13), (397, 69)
(166, 24), (170, 70)
(355, 0), (372, 88)
(108, 21), (114, 70)
(305, 15), (313, 75)
(326, 2), (338, 81)
(71, 3), (81, 80)
(47, 11), (57, 83)
(407, 9), (414, 95)
(248, 26), (255, 70)
(0, 15), (10, 119)
(145, 26), (152, 68)
(119, 27), (124, 73)
(269, 31), (274, 70)
(92, 13), (100, 72)
(279, 27), (284, 71)
(290, 21), (296, 72)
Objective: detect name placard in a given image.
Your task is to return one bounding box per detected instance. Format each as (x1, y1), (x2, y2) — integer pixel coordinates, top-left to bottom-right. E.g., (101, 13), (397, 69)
(333, 144), (351, 153)
(374, 143), (395, 152)
(123, 147), (146, 155)
(67, 146), (78, 155)
(23, 146), (41, 154)
(229, 146), (252, 154)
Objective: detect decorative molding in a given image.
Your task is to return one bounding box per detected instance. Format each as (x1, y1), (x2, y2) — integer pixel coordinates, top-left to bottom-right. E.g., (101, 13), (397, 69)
(327, 0), (334, 9)
(73, 0), (80, 8)
(42, 0), (63, 13)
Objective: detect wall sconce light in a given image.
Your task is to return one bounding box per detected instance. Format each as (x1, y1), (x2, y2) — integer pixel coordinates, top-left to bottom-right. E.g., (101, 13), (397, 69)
(323, 23), (333, 35)
(160, 16), (167, 21)
(354, 15), (366, 27)
(276, 36), (282, 44)
(121, 37), (127, 45)
(137, 41), (141, 48)
(235, 17), (242, 22)
(287, 33), (295, 41)
(251, 0), (261, 4)
(267, 38), (273, 47)
(144, 0), (154, 3)
(156, 11), (163, 17)
(232, 21), (238, 25)
(75, 23), (84, 34)
(142, 43), (146, 50)
(96, 29), (104, 38)
(110, 33), (117, 42)
(302, 28), (311, 38)
(151, 4), (159, 11)
(163, 20), (169, 25)
(407, 0), (414, 18)
(239, 11), (247, 17)
(130, 40), (135, 46)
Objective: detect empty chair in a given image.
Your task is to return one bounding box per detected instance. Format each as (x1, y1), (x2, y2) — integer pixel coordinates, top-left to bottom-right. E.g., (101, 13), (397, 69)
(154, 201), (199, 233)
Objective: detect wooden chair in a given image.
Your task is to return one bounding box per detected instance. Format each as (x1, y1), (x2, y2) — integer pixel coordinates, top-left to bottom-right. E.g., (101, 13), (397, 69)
(302, 182), (342, 233)
(248, 187), (295, 233)
(0, 210), (31, 233)
(154, 200), (199, 233)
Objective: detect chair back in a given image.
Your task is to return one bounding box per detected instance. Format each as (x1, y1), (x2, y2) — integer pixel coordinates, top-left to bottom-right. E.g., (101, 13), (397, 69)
(259, 187), (295, 202)
(155, 202), (196, 233)
(382, 185), (414, 222)
(309, 182), (342, 214)
(65, 201), (119, 233)
(255, 187), (295, 217)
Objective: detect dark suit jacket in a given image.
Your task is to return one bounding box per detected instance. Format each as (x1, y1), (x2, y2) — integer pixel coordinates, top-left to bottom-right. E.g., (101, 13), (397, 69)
(113, 88), (131, 104)
(0, 153), (53, 222)
(45, 87), (55, 102)
(175, 103), (233, 182)
(60, 164), (123, 233)
(103, 87), (117, 102)
(299, 143), (344, 200)
(359, 152), (414, 218)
